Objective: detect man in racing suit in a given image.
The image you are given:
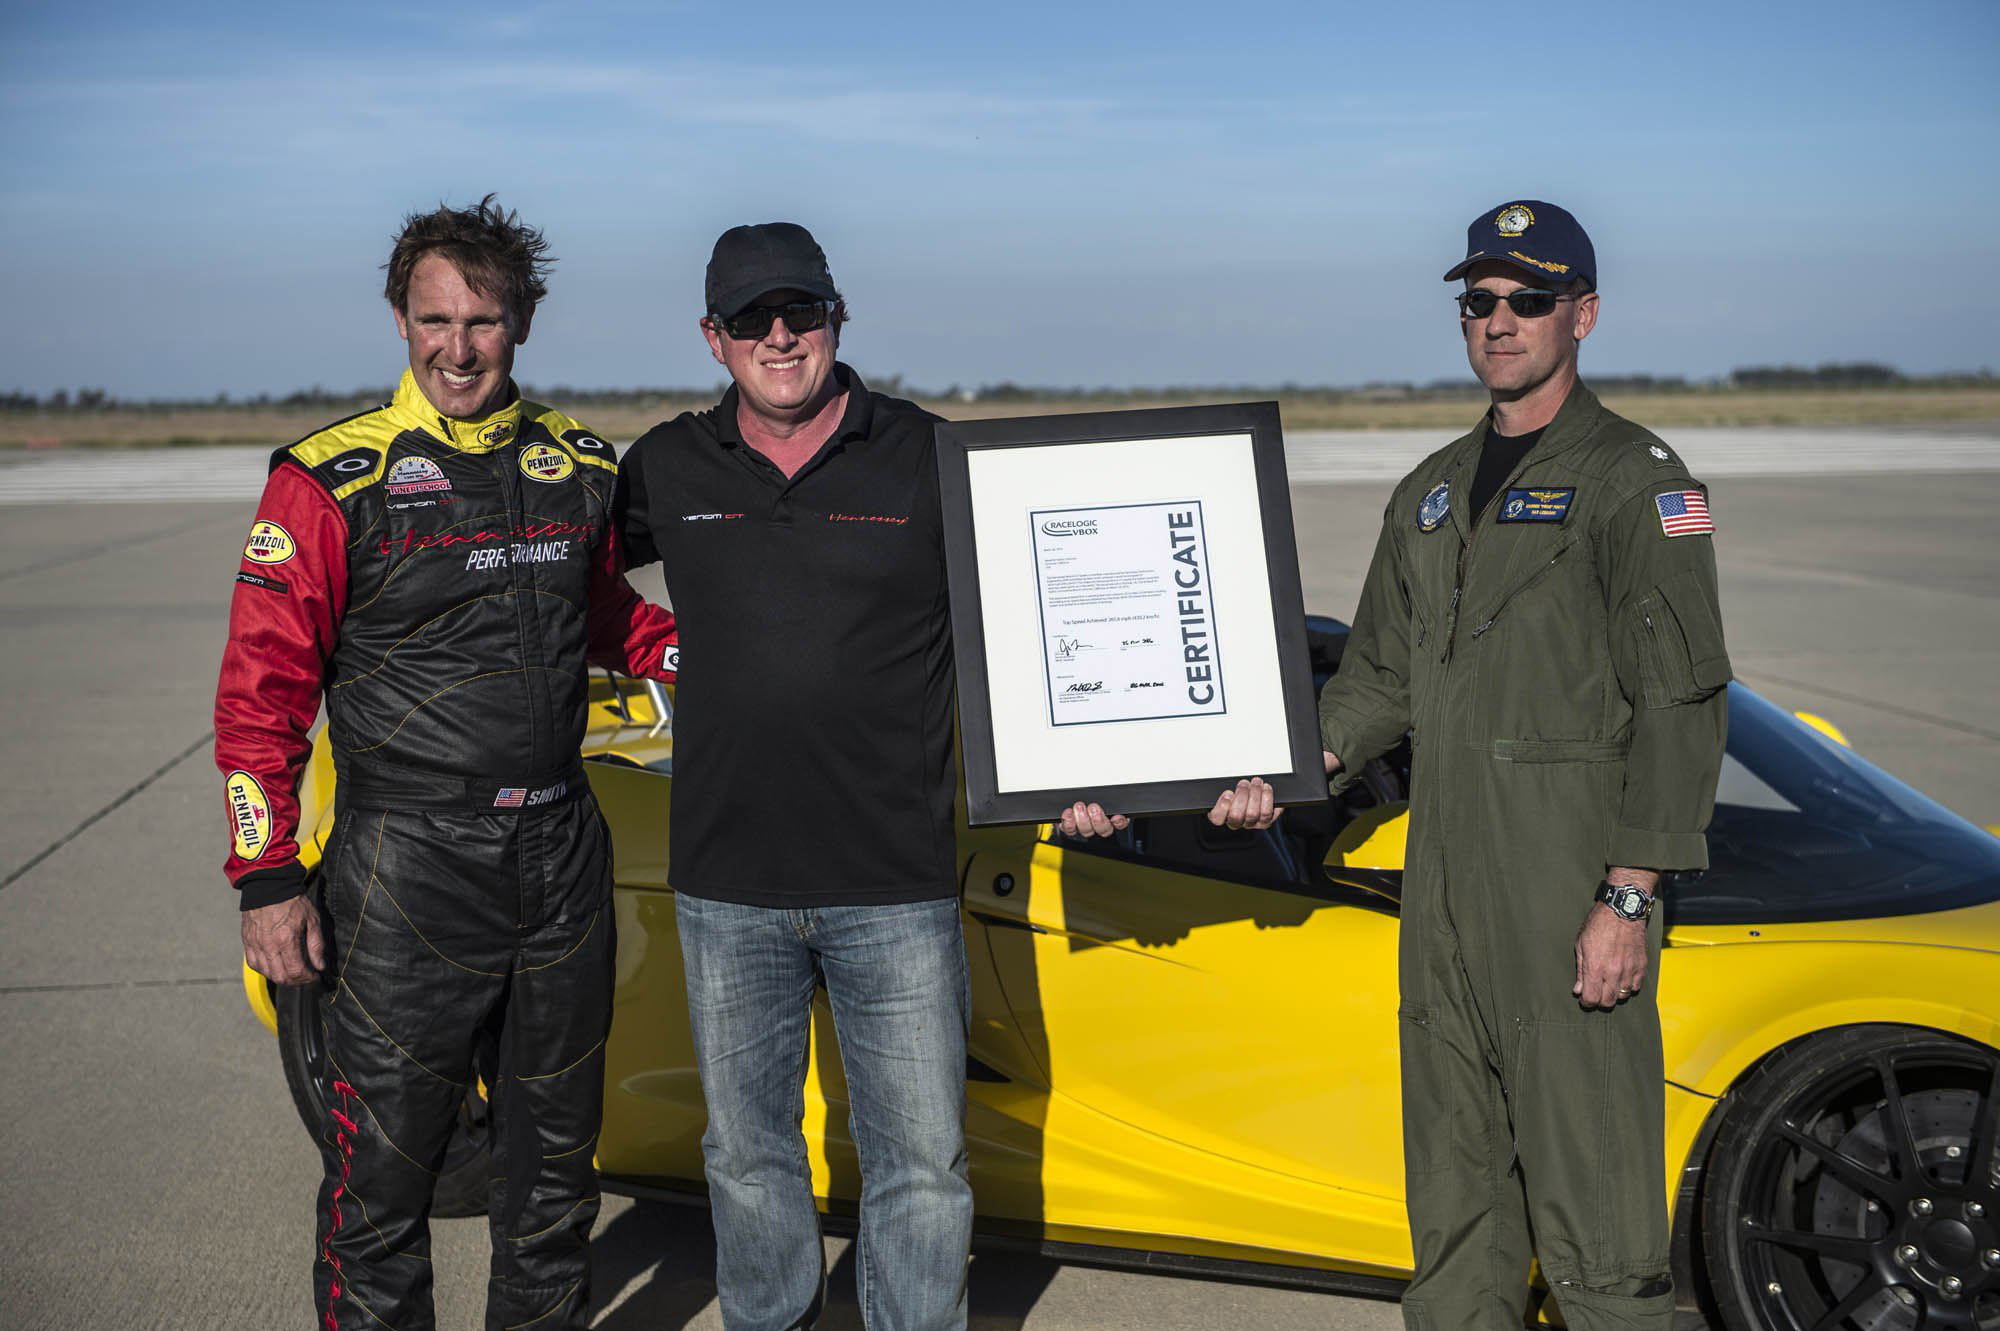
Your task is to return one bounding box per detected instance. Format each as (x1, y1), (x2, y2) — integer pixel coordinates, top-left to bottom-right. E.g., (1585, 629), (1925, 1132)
(1317, 201), (1729, 1330)
(214, 196), (675, 1331)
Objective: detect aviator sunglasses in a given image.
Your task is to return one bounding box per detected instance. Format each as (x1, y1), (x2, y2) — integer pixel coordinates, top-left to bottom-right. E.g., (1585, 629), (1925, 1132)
(1455, 288), (1579, 319)
(711, 300), (834, 340)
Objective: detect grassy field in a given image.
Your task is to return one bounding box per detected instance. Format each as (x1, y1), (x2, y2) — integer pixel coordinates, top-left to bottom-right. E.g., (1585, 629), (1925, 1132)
(5, 386), (1998, 449)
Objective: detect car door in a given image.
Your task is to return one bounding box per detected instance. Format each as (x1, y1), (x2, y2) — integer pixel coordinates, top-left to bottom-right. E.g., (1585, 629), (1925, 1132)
(960, 809), (1414, 1270)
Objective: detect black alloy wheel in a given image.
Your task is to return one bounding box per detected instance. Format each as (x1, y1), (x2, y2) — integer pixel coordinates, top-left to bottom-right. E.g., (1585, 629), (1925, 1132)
(1703, 1025), (2000, 1331)
(272, 978), (494, 1218)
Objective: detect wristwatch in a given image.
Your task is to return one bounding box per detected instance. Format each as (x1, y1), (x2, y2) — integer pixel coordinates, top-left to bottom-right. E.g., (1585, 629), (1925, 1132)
(1595, 879), (1655, 921)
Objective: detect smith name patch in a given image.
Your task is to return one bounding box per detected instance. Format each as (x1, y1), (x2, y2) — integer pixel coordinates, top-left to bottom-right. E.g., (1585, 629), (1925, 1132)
(1496, 487), (1576, 523)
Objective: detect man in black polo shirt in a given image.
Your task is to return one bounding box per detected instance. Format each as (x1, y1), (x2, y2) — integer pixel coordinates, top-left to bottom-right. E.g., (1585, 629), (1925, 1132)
(616, 223), (971, 1331)
(619, 224), (1280, 1329)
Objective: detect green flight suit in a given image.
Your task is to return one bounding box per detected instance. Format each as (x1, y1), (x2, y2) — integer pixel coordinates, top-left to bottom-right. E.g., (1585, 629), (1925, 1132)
(1318, 383), (1730, 1331)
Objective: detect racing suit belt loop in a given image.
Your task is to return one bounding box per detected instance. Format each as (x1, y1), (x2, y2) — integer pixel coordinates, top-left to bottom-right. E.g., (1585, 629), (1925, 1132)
(334, 753), (590, 812)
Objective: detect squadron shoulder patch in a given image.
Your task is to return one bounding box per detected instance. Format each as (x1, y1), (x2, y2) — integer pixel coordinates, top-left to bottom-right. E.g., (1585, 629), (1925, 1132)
(1496, 487), (1576, 523)
(1417, 481), (1451, 532)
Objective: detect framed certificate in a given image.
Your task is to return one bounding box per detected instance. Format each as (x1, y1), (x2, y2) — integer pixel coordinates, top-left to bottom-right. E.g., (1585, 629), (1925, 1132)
(936, 402), (1324, 825)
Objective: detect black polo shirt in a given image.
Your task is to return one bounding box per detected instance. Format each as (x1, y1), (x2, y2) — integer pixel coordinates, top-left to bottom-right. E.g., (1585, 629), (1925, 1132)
(616, 365), (957, 906)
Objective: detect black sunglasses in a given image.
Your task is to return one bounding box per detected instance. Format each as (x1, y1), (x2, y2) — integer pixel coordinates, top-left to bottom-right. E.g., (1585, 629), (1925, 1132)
(710, 300), (833, 340)
(1455, 288), (1578, 319)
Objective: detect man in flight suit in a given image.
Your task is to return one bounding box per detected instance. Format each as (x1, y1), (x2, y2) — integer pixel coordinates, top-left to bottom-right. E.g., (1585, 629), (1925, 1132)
(1316, 200), (1730, 1329)
(215, 196), (676, 1330)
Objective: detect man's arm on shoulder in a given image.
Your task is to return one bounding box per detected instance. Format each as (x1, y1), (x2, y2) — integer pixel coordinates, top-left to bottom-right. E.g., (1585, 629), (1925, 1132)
(215, 461), (344, 982)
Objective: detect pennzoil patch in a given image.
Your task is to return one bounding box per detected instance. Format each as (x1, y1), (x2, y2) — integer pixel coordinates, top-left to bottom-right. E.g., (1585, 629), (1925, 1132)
(243, 520), (295, 564)
(519, 443), (575, 483)
(1417, 481), (1451, 532)
(1496, 487), (1576, 523)
(226, 770), (272, 860)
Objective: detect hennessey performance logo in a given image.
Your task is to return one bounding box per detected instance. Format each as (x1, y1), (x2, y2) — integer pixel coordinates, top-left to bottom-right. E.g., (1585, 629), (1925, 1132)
(829, 513), (909, 525)
(379, 520), (593, 557)
(465, 541), (573, 571)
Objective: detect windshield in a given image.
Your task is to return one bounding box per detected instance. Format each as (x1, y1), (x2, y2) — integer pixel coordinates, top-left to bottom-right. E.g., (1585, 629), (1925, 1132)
(1674, 685), (2000, 924)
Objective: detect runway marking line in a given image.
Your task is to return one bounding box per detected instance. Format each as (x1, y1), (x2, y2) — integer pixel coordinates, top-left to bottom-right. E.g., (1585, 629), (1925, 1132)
(0, 730), (213, 893)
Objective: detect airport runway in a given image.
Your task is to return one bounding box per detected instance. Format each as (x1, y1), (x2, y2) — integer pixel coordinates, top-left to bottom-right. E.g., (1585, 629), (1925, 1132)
(2, 433), (1995, 1329)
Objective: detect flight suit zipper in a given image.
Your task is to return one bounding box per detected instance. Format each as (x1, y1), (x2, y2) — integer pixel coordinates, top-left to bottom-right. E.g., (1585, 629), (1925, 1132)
(1466, 539), (1577, 640)
(1441, 550), (1467, 660)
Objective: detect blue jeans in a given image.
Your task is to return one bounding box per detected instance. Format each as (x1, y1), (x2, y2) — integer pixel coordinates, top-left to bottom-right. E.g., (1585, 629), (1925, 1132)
(675, 893), (973, 1331)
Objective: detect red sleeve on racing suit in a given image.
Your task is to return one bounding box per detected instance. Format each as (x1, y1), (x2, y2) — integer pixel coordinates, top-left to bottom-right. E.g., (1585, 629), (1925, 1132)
(585, 520), (679, 681)
(213, 462), (347, 910)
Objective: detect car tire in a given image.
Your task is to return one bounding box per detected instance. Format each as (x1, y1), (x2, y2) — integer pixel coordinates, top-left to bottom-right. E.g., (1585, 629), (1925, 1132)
(271, 977), (494, 1220)
(1700, 1023), (2000, 1331)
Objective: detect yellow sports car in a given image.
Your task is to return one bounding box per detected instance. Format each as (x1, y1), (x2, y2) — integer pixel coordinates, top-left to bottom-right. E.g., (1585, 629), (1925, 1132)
(244, 616), (2000, 1331)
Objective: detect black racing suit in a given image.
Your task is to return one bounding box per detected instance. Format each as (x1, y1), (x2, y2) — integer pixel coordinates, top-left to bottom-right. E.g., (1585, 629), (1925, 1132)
(214, 371), (675, 1331)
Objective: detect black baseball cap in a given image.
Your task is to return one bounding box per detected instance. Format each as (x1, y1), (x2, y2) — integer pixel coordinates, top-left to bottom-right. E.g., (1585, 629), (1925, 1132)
(1443, 200), (1596, 290)
(705, 222), (839, 318)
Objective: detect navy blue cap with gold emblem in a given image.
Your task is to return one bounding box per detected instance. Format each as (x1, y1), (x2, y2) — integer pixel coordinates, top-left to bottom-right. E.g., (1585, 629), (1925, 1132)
(1443, 200), (1596, 290)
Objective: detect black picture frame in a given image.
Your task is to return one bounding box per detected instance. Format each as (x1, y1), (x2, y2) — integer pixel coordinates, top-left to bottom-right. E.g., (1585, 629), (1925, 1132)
(936, 402), (1325, 826)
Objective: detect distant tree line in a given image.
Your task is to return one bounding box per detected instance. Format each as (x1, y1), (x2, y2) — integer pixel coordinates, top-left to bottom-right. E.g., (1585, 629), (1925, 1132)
(1726, 362), (1903, 389)
(4, 365), (1993, 411)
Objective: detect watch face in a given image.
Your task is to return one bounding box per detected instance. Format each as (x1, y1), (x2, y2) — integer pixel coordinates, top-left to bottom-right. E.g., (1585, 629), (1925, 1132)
(1610, 886), (1648, 919)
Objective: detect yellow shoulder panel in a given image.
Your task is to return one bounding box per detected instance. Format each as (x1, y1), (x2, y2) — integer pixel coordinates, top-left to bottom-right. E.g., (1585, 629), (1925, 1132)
(286, 409), (393, 499)
(525, 402), (620, 474)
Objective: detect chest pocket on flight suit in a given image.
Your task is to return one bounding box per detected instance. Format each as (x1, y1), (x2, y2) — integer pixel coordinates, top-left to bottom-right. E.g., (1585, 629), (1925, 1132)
(1463, 532), (1604, 745)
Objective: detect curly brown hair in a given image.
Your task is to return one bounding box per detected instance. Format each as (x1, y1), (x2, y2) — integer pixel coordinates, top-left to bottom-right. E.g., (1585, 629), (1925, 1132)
(382, 193), (553, 321)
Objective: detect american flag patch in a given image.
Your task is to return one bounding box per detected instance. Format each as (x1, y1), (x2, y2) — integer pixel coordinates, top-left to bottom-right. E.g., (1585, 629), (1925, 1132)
(493, 787), (527, 808)
(1655, 490), (1714, 538)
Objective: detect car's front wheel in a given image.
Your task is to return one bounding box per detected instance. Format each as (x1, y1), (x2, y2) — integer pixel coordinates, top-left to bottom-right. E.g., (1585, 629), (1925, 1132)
(271, 978), (494, 1219)
(1701, 1024), (2000, 1331)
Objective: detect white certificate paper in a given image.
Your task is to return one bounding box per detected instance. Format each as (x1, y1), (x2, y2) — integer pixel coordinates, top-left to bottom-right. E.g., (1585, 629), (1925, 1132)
(964, 430), (1293, 798)
(1031, 500), (1227, 726)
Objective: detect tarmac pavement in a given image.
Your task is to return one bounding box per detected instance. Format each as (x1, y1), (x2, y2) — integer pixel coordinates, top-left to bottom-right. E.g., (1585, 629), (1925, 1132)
(1, 440), (1994, 1329)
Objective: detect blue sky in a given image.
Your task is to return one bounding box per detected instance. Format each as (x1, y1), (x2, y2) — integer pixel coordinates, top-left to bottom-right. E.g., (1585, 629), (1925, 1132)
(3, 0), (1995, 399)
